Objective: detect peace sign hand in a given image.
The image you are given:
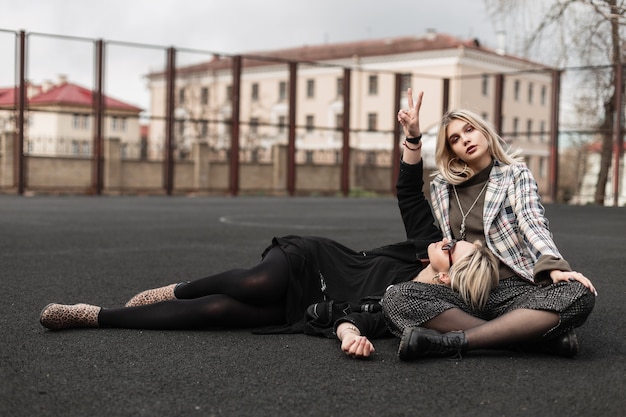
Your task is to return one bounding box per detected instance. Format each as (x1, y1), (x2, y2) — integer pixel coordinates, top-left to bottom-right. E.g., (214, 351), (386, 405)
(397, 88), (423, 138)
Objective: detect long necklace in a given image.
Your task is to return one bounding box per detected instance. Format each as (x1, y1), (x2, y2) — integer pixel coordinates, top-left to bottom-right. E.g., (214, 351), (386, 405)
(452, 181), (489, 241)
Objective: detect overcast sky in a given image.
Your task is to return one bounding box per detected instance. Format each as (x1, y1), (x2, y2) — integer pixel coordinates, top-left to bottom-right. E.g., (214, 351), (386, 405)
(0, 0), (500, 111)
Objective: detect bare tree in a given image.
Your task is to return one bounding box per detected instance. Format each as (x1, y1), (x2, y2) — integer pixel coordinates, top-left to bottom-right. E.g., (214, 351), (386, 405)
(485, 0), (625, 205)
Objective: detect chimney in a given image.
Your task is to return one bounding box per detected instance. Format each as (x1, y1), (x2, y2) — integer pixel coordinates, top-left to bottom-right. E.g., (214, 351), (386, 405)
(57, 74), (68, 85)
(496, 31), (506, 55)
(425, 28), (437, 41)
(41, 79), (53, 93)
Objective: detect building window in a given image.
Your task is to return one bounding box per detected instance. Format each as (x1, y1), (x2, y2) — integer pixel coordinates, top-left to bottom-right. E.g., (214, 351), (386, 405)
(540, 120), (546, 142)
(73, 114), (89, 129)
(179, 88), (185, 104)
(335, 113), (343, 131)
(527, 119), (533, 140)
(250, 117), (259, 134)
(528, 83), (534, 104)
(111, 116), (126, 131)
(368, 75), (378, 95)
(278, 115), (286, 133)
(278, 81), (287, 101)
(224, 118), (232, 137)
(306, 79), (315, 98)
(226, 85), (232, 102)
(367, 113), (377, 131)
(336, 77), (344, 97)
(482, 74), (489, 96)
(481, 112), (489, 122)
(201, 121), (208, 137)
(541, 85), (547, 105)
(512, 117), (519, 136)
(251, 83), (259, 101)
(514, 80), (520, 101)
(305, 115), (314, 132)
(201, 87), (209, 105)
(177, 121), (184, 136)
(400, 74), (411, 92)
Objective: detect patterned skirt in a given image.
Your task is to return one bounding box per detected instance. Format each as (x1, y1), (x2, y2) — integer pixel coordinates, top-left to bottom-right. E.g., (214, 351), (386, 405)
(382, 276), (596, 338)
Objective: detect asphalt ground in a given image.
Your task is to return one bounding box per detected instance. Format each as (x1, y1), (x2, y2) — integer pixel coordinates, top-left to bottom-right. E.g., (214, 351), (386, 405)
(1, 195), (624, 417)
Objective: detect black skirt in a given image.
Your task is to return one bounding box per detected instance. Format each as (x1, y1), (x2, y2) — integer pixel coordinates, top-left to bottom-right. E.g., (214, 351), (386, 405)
(261, 235), (424, 332)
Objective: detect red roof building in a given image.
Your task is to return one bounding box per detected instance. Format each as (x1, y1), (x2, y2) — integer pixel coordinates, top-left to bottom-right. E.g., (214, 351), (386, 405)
(0, 76), (142, 158)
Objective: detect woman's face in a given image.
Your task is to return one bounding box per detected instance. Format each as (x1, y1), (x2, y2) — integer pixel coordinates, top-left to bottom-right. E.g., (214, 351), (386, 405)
(428, 238), (476, 273)
(446, 118), (493, 171)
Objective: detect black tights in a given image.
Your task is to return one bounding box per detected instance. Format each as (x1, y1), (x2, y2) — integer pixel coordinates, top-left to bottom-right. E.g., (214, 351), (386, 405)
(99, 248), (289, 330)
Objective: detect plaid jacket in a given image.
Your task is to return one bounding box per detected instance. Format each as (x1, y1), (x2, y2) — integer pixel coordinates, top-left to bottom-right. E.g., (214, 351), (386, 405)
(430, 160), (563, 282)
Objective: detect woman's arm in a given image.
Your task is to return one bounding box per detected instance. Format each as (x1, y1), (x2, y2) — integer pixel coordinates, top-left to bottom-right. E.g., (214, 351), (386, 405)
(511, 165), (596, 294)
(334, 311), (391, 358)
(397, 88), (424, 165)
(395, 88), (441, 242)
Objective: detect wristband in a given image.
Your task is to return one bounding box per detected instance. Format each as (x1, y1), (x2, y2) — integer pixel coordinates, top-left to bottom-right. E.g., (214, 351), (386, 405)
(402, 140), (420, 151)
(406, 134), (422, 144)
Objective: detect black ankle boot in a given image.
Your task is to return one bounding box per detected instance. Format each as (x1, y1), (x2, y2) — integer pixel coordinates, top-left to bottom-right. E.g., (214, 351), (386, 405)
(398, 327), (468, 361)
(527, 330), (579, 358)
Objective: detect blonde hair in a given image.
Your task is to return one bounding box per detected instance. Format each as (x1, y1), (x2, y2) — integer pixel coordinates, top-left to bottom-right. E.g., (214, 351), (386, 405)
(448, 240), (499, 310)
(435, 109), (523, 185)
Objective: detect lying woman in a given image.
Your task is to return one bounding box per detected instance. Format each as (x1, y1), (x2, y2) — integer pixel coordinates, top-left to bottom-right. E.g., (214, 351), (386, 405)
(40, 139), (498, 348)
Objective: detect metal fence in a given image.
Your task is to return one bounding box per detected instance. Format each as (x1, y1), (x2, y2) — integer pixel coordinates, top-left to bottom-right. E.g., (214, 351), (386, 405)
(0, 29), (623, 204)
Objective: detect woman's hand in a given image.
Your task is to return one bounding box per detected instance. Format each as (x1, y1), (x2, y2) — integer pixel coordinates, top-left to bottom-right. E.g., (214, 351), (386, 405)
(397, 88), (424, 138)
(550, 270), (598, 296)
(337, 322), (375, 358)
(341, 333), (376, 358)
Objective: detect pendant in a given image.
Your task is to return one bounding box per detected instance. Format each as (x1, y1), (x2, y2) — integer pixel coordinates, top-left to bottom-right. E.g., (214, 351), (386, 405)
(459, 220), (466, 241)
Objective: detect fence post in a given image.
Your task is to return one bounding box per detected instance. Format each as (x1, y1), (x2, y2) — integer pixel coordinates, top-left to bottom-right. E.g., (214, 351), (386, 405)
(392, 73), (403, 195)
(164, 47), (176, 195)
(229, 55), (242, 196)
(92, 39), (105, 195)
(549, 70), (562, 203)
(341, 68), (351, 196)
(613, 63), (623, 207)
(16, 30), (26, 195)
(287, 61), (297, 196)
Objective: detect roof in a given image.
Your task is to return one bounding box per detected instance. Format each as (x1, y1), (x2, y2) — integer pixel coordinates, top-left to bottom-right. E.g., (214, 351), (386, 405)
(0, 87), (17, 106)
(0, 81), (142, 113)
(153, 32), (546, 77)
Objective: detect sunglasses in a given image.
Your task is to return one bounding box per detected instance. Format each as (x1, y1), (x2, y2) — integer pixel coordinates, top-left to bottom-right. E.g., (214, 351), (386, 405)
(442, 240), (458, 266)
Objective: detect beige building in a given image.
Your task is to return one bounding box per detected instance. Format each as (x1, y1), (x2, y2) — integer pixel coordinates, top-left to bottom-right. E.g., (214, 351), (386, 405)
(0, 75), (143, 159)
(146, 31), (554, 194)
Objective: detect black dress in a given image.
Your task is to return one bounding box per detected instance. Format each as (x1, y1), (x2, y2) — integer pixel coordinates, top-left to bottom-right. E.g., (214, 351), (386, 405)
(261, 160), (441, 332)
